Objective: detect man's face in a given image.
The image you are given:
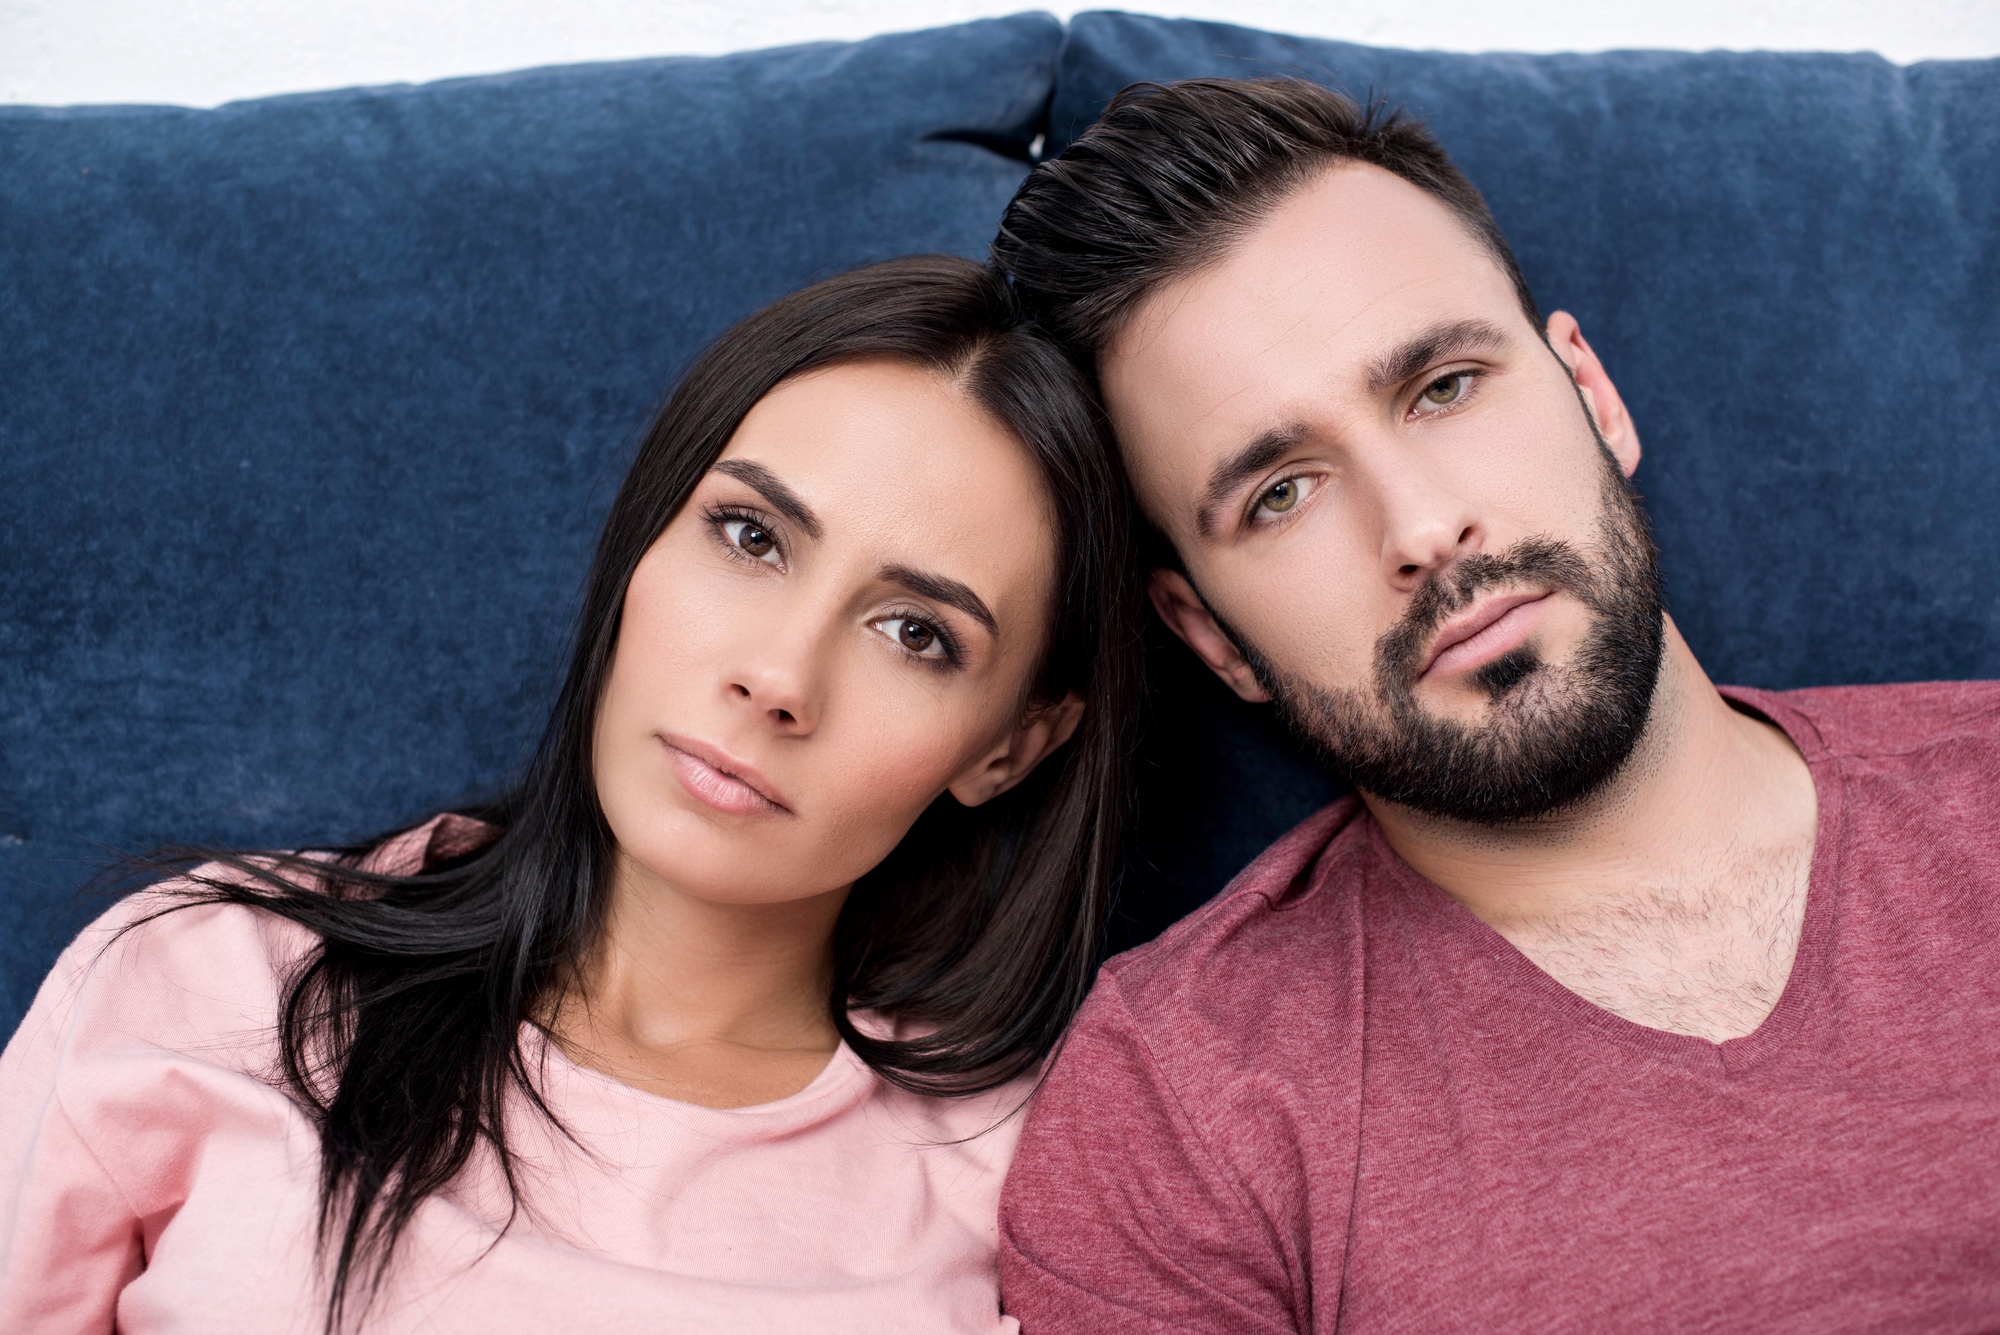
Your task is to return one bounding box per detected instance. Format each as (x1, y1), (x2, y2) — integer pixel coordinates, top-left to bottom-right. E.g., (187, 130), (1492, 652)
(1100, 162), (1664, 822)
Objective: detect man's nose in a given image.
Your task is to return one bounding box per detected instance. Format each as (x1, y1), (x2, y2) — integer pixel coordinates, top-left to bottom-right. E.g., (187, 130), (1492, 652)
(1371, 455), (1483, 592)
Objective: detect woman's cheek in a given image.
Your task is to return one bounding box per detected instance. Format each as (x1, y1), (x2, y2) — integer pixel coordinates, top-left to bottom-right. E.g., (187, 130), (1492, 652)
(802, 720), (980, 880)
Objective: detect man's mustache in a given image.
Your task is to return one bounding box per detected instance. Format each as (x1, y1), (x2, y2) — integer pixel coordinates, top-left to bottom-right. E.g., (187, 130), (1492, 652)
(1375, 538), (1598, 689)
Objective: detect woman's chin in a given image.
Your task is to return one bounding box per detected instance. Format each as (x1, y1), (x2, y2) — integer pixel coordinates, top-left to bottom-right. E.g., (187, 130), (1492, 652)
(608, 831), (846, 911)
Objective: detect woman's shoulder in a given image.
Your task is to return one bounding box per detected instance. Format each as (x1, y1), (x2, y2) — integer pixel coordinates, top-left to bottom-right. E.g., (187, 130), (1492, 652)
(22, 814), (503, 1066)
(842, 1012), (1039, 1169)
(0, 876), (337, 1309)
(22, 875), (318, 1065)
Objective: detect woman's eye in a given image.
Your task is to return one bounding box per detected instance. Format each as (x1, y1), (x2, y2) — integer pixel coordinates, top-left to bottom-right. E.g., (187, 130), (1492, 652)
(880, 618), (946, 658)
(723, 519), (779, 563)
(1416, 372), (1474, 412)
(1257, 477), (1304, 516)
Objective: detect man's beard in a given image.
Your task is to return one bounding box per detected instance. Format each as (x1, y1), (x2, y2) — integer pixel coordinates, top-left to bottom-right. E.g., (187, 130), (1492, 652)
(1232, 449), (1666, 824)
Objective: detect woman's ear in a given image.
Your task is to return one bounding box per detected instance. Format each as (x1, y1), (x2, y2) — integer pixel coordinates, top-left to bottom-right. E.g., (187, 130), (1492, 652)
(948, 691), (1086, 808)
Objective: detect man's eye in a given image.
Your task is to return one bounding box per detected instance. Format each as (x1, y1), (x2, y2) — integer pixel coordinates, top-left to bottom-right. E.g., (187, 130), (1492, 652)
(1258, 478), (1303, 515)
(879, 618), (947, 658)
(1416, 373), (1474, 411)
(723, 519), (778, 563)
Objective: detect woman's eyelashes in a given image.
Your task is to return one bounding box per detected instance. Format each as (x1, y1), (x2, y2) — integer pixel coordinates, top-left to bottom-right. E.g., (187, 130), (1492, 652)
(872, 611), (962, 667)
(1407, 368), (1484, 419)
(706, 505), (785, 568)
(702, 501), (966, 670)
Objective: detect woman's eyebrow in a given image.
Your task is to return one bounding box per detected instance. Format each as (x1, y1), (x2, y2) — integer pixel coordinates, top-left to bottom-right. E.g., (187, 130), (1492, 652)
(711, 459), (824, 540)
(881, 564), (999, 636)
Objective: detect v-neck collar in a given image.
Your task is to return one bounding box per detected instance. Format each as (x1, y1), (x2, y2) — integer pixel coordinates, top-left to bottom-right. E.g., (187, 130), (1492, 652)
(1372, 686), (1846, 1077)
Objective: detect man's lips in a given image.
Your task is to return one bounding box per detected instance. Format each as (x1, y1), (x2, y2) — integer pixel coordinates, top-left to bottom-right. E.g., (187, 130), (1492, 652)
(1420, 591), (1555, 680)
(660, 735), (790, 815)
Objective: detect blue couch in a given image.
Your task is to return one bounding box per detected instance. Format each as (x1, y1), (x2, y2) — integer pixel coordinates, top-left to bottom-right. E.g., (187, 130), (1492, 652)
(4, 11), (1996, 1040)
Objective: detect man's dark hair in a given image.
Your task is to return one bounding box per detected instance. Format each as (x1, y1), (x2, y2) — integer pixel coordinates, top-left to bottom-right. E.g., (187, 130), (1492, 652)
(993, 77), (1541, 356)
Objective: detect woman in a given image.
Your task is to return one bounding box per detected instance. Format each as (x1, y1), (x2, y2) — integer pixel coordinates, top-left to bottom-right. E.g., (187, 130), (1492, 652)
(0, 256), (1139, 1333)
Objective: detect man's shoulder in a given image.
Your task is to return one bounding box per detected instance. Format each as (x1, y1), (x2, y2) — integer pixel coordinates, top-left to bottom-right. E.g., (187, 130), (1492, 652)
(1002, 800), (1383, 1329)
(1087, 794), (1380, 1045)
(1741, 680), (2000, 764)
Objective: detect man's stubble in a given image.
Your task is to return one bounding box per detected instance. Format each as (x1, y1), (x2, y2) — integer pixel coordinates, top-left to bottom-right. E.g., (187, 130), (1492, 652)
(1223, 444), (1667, 824)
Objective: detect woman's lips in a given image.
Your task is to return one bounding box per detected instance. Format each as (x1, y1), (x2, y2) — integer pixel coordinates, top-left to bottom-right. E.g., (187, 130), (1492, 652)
(661, 736), (789, 816)
(1421, 592), (1554, 681)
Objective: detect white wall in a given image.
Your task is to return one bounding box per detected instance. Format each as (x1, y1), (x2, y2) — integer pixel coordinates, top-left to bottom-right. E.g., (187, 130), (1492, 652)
(4, 0), (1997, 109)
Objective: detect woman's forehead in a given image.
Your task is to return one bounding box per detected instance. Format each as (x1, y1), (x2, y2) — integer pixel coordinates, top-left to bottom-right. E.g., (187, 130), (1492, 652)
(717, 360), (1056, 599)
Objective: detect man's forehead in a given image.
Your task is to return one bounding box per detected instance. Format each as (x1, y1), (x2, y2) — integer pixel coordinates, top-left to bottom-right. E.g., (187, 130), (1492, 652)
(1109, 163), (1506, 379)
(1100, 162), (1522, 493)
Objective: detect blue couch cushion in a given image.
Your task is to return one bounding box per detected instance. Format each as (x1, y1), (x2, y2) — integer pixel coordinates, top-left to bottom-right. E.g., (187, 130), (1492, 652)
(7, 11), (1997, 1034)
(0, 15), (1061, 1036)
(1051, 13), (2000, 951)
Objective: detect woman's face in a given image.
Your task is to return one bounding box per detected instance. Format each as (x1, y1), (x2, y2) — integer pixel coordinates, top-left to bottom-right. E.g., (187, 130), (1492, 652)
(593, 357), (1076, 908)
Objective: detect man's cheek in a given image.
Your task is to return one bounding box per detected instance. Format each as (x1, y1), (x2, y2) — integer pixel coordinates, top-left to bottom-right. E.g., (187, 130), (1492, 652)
(1529, 597), (1597, 667)
(1238, 567), (1377, 686)
(1286, 609), (1378, 687)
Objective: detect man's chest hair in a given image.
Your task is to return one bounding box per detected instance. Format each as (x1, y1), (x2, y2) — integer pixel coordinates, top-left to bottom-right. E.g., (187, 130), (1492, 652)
(1494, 837), (1814, 1043)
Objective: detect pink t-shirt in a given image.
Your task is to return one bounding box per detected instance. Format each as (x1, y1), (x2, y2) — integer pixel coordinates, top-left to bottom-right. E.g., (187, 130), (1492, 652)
(1000, 683), (2000, 1333)
(0, 817), (1027, 1333)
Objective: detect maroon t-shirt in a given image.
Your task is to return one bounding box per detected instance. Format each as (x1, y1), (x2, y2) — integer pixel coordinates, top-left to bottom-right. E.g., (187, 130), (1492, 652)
(1001, 683), (2000, 1333)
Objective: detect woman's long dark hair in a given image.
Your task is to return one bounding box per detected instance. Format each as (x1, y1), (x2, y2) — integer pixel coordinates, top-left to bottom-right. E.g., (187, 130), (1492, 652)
(137, 255), (1140, 1329)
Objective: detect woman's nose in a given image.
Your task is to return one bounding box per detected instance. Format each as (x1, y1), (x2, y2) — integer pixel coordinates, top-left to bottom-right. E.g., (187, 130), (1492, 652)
(722, 636), (822, 734)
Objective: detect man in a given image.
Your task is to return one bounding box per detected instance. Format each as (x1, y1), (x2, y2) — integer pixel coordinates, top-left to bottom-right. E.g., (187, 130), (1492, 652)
(990, 78), (2000, 1331)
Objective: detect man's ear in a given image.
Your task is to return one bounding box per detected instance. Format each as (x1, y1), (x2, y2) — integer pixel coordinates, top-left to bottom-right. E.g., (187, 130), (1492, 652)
(948, 691), (1086, 808)
(1148, 568), (1271, 704)
(1545, 310), (1642, 479)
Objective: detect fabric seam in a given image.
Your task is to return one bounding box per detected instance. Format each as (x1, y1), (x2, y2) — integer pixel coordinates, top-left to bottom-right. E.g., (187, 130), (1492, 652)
(1097, 983), (1312, 1333)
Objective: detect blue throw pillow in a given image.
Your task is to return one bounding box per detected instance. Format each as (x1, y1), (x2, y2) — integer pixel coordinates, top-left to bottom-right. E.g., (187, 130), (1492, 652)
(0, 15), (1060, 1036)
(1052, 12), (2000, 948)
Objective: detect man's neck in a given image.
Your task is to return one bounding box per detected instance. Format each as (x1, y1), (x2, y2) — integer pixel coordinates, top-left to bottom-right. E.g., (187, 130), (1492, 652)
(1364, 618), (1820, 1041)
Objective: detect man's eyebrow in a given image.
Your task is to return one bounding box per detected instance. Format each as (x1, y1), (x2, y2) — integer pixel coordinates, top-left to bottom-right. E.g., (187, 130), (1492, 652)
(1196, 425), (1306, 541)
(1191, 320), (1512, 542)
(881, 563), (999, 636)
(1366, 318), (1511, 395)
(710, 459), (823, 540)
